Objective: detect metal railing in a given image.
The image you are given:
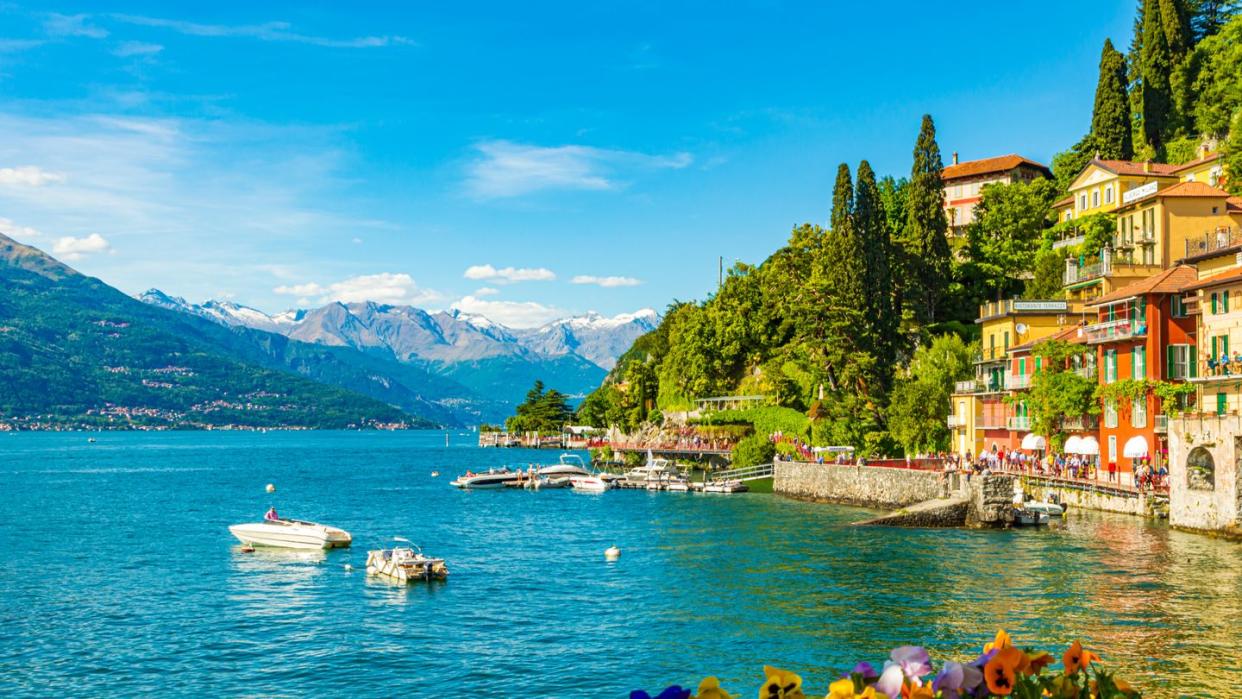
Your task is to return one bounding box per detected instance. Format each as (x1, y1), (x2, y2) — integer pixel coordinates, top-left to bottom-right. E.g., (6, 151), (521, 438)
(1073, 365), (1097, 379)
(1184, 227), (1238, 259)
(1052, 234), (1085, 250)
(1064, 259), (1109, 285)
(1083, 318), (1147, 344)
(1004, 374), (1032, 390)
(1060, 415), (1100, 431)
(1007, 415), (1031, 431)
(1154, 414), (1168, 433)
(954, 378), (1003, 394)
(709, 462), (774, 483)
(1193, 358), (1242, 381)
(947, 415), (965, 428)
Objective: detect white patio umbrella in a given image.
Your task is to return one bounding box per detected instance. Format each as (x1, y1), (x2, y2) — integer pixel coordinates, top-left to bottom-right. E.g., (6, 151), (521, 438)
(1063, 435), (1084, 454)
(1123, 435), (1149, 458)
(1020, 433), (1046, 451)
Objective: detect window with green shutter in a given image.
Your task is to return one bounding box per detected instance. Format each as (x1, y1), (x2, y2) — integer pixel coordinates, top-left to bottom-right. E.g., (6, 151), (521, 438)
(1190, 344), (1198, 378)
(1218, 392), (1228, 415)
(1226, 290), (1231, 313)
(1212, 292), (1219, 314)
(1133, 346), (1145, 379)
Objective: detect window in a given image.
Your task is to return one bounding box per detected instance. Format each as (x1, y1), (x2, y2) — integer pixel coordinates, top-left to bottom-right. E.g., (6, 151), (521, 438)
(1105, 185), (1114, 203)
(1131, 397), (1147, 428)
(1217, 392), (1228, 416)
(1080, 194), (1088, 210)
(1171, 294), (1186, 318)
(1212, 292), (1219, 314)
(1105, 349), (1117, 383)
(1187, 446), (1216, 490)
(1104, 399), (1118, 428)
(1018, 357), (1026, 376)
(1004, 331), (1009, 351)
(1225, 290), (1230, 313)
(1133, 346), (1146, 379)
(1092, 190), (1100, 207)
(1167, 344), (1194, 379)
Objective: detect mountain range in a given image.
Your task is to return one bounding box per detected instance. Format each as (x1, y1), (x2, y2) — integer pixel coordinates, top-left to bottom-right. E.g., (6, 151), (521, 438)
(138, 292), (658, 422)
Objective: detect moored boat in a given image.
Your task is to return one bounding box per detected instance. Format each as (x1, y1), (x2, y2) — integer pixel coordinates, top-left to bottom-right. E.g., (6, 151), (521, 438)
(570, 474), (613, 492)
(229, 516), (352, 550)
(450, 467), (522, 489)
(366, 539), (448, 583)
(538, 453), (593, 479)
(703, 480), (748, 494)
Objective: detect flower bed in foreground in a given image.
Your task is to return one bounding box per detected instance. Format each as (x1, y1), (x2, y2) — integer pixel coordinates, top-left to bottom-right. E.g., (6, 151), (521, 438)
(631, 630), (1139, 698)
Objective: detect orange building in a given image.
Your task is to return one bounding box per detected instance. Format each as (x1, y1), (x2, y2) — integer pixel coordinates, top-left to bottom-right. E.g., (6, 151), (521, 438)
(1084, 266), (1198, 481)
(942, 153), (1050, 237)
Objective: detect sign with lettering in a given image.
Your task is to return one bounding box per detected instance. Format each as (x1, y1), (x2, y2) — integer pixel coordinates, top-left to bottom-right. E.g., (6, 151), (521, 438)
(1122, 181), (1159, 205)
(1012, 300), (1069, 312)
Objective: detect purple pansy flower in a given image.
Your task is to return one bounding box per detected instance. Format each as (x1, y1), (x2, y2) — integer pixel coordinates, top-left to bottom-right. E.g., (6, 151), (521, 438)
(851, 661), (879, 680)
(932, 661), (984, 699)
(630, 686), (691, 699)
(889, 645), (932, 680)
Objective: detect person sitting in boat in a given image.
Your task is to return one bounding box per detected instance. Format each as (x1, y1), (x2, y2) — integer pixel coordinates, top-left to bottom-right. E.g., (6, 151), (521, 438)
(264, 506), (279, 522)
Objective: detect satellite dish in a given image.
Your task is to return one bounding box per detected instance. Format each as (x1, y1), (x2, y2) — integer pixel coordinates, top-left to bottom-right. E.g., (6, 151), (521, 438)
(1015, 322), (1029, 335)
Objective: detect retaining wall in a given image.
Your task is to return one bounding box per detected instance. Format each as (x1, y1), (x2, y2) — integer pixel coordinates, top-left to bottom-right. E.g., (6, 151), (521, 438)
(774, 461), (944, 508)
(1021, 479), (1155, 518)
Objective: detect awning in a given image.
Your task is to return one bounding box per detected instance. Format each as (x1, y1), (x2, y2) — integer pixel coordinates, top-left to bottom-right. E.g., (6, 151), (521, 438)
(1076, 436), (1101, 456)
(1020, 433), (1046, 450)
(1063, 435), (1084, 454)
(1123, 435), (1149, 458)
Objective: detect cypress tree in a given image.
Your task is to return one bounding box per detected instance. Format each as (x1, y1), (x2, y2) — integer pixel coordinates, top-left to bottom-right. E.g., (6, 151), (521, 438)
(1159, 0), (1193, 58)
(821, 164), (868, 387)
(903, 115), (951, 324)
(1140, 0), (1175, 150)
(1091, 39), (1134, 160)
(855, 160), (896, 394)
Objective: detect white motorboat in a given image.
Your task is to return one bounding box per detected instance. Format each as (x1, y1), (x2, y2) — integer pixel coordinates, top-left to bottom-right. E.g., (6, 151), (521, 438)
(1024, 501), (1065, 517)
(450, 467), (521, 489)
(1014, 507), (1050, 526)
(703, 480), (748, 494)
(229, 517), (352, 550)
(666, 481), (690, 492)
(570, 474), (613, 492)
(539, 475), (571, 489)
(366, 539), (448, 583)
(538, 453), (593, 479)
(624, 450), (683, 485)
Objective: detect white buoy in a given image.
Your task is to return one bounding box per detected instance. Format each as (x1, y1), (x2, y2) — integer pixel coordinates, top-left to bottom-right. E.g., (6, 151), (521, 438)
(344, 563), (353, 572)
(604, 545), (621, 561)
(265, 483), (276, 493)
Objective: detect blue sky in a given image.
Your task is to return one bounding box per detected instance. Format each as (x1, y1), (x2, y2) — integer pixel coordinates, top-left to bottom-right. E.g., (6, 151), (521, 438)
(0, 1), (1136, 326)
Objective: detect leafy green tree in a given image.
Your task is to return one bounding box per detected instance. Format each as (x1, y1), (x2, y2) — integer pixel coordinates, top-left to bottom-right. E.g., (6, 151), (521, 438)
(1226, 110), (1242, 195)
(1025, 340), (1097, 445)
(964, 178), (1058, 301)
(506, 380), (574, 433)
(1138, 0), (1191, 150)
(1187, 14), (1242, 137)
(1051, 135), (1096, 195)
(1188, 0), (1239, 38)
(1092, 39), (1135, 160)
(902, 115), (951, 323)
(1027, 249), (1067, 300)
(732, 433), (776, 467)
(886, 334), (972, 455)
(855, 160), (897, 394)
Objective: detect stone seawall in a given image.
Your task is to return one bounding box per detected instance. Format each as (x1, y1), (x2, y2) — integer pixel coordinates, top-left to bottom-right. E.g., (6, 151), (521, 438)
(1021, 479), (1160, 518)
(774, 461), (944, 508)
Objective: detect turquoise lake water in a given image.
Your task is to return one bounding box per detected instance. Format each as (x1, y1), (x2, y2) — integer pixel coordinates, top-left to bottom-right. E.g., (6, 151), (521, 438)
(1, 431), (1239, 697)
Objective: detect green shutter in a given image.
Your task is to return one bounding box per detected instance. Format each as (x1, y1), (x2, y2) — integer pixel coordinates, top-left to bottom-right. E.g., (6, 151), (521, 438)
(1190, 344), (1198, 378)
(1226, 290), (1231, 313)
(1212, 293), (1218, 314)
(1212, 336), (1218, 357)
(1218, 392), (1228, 415)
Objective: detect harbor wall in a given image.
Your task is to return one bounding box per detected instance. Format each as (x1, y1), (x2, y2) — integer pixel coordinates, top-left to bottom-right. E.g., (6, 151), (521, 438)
(1020, 479), (1156, 518)
(774, 461), (944, 508)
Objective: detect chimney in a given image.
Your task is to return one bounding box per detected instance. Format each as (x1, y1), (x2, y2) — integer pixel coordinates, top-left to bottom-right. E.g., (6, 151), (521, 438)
(1202, 143), (1211, 158)
(952, 152), (959, 166)
(1144, 161), (1152, 173)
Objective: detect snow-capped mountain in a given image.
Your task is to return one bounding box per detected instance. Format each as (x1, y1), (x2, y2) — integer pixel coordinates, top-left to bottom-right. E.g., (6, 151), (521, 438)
(137, 290), (659, 371)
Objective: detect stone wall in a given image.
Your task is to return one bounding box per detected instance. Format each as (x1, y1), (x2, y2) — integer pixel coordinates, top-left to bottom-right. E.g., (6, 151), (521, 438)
(1021, 480), (1153, 518)
(1167, 415), (1242, 537)
(967, 474), (1017, 526)
(774, 461), (946, 508)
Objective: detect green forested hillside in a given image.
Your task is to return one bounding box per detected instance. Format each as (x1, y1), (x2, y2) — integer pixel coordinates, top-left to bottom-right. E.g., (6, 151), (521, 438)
(0, 234), (429, 429)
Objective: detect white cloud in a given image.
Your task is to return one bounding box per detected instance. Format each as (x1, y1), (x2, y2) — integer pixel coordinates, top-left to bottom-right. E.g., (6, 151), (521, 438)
(351, 237), (362, 244)
(473, 286), (500, 297)
(0, 39), (44, 53)
(0, 217), (44, 241)
(52, 233), (111, 260)
(111, 14), (414, 49)
(571, 274), (642, 287)
(274, 273), (440, 306)
(45, 13), (109, 39)
(0, 166), (67, 187)
(463, 263), (556, 283)
(464, 140), (692, 199)
(451, 295), (566, 329)
(113, 41), (163, 57)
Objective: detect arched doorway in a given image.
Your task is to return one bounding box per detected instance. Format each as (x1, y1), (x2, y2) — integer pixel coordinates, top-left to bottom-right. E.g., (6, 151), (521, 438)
(1186, 446), (1215, 491)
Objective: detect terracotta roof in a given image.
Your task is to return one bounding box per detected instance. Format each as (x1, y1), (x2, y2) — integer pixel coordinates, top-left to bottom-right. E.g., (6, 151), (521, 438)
(1086, 265), (1199, 306)
(1181, 266), (1242, 293)
(1153, 180), (1231, 198)
(1090, 158), (1180, 177)
(942, 154), (1051, 181)
(1008, 323), (1085, 353)
(1227, 196), (1242, 213)
(1170, 151), (1220, 173)
(1052, 194), (1074, 208)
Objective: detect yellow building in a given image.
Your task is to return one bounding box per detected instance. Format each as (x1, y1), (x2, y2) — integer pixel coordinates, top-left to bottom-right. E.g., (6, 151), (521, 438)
(1172, 148), (1227, 188)
(1053, 158), (1181, 223)
(948, 299), (1083, 457)
(1114, 181), (1242, 268)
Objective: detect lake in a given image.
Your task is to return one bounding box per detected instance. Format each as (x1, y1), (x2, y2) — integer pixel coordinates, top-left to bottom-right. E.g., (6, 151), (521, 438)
(0, 431), (1237, 697)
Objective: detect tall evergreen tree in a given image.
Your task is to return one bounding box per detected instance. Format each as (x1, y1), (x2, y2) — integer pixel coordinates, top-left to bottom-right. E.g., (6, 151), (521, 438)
(1160, 0), (1194, 58)
(1188, 0), (1239, 39)
(1140, 0), (1176, 150)
(854, 160), (896, 394)
(1091, 39), (1135, 159)
(819, 164), (868, 392)
(902, 115), (951, 324)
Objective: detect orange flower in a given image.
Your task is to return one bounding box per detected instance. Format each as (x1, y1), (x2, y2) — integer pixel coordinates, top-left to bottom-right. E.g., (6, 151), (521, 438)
(1062, 641), (1101, 675)
(984, 647), (1023, 695)
(902, 684), (934, 699)
(1022, 651), (1054, 675)
(983, 629), (1012, 654)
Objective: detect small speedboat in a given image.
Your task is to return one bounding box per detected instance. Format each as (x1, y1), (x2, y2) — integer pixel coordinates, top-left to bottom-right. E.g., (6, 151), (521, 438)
(666, 481), (690, 492)
(450, 467), (521, 489)
(570, 474), (613, 492)
(229, 517), (352, 549)
(1024, 501), (1065, 517)
(538, 453), (593, 479)
(703, 480), (748, 494)
(1014, 508), (1050, 526)
(539, 476), (571, 489)
(366, 539), (448, 583)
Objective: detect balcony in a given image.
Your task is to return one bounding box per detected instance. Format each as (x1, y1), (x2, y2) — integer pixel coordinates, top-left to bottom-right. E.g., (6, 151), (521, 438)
(1191, 359), (1242, 383)
(1183, 227), (1238, 259)
(976, 298), (1069, 321)
(1073, 365), (1097, 379)
(1007, 415), (1031, 431)
(1083, 317), (1147, 344)
(973, 347), (1009, 364)
(1004, 373), (1032, 390)
(1063, 248), (1161, 287)
(1052, 233), (1085, 251)
(947, 415), (965, 428)
(1064, 259), (1109, 286)
(954, 378), (1003, 394)
(1060, 415), (1100, 431)
(1154, 414), (1168, 433)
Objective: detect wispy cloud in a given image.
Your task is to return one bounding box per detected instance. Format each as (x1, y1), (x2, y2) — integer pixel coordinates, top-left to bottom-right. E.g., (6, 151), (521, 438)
(44, 13), (108, 39)
(111, 14), (414, 49)
(572, 274), (642, 287)
(0, 165), (66, 186)
(464, 140), (692, 199)
(451, 295), (566, 329)
(473, 286), (500, 297)
(52, 232), (111, 260)
(463, 263), (556, 283)
(113, 41), (163, 57)
(0, 216), (44, 241)
(274, 273), (440, 306)
(0, 38), (44, 53)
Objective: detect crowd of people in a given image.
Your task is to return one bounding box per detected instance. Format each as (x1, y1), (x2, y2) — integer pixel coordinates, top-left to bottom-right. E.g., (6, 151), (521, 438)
(952, 448), (1169, 491)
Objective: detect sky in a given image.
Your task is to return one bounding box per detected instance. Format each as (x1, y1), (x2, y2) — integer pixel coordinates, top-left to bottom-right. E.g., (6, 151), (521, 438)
(0, 1), (1138, 327)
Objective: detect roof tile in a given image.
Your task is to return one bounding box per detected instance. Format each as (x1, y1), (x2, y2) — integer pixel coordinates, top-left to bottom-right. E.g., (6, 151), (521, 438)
(942, 154), (1051, 181)
(1086, 265), (1199, 306)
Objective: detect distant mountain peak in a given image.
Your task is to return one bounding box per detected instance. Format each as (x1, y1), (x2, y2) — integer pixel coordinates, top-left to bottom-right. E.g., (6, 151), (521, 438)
(0, 232), (77, 280)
